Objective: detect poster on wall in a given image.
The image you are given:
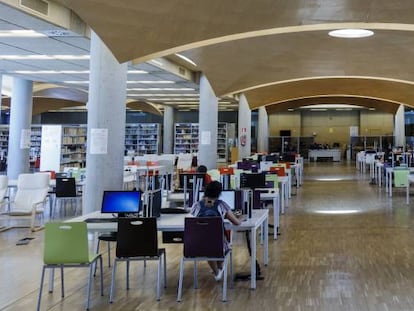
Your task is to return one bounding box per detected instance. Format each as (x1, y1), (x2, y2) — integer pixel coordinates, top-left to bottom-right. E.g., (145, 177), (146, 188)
(40, 125), (62, 172)
(349, 126), (359, 137)
(200, 131), (211, 145)
(90, 128), (108, 154)
(20, 129), (31, 149)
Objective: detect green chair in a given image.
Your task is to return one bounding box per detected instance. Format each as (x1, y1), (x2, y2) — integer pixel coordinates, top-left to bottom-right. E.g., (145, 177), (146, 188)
(37, 222), (104, 311)
(394, 169), (409, 187)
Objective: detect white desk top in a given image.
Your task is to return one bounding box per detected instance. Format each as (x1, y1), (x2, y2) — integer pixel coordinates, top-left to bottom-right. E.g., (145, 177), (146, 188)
(68, 209), (269, 233)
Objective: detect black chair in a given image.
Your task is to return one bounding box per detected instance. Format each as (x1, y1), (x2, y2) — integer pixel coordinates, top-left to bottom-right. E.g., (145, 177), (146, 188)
(177, 217), (233, 302)
(96, 232), (117, 268)
(52, 177), (81, 218)
(109, 217), (166, 302)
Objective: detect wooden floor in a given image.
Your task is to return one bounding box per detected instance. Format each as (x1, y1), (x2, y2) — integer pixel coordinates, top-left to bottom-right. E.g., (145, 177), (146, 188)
(3, 161), (414, 311)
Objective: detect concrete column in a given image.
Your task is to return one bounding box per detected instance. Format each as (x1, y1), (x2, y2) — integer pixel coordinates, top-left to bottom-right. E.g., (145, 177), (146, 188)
(257, 106), (269, 153)
(163, 105), (174, 154)
(394, 104), (405, 148)
(84, 31), (128, 214)
(198, 74), (218, 169)
(0, 75), (3, 120)
(7, 77), (32, 179)
(238, 93), (251, 159)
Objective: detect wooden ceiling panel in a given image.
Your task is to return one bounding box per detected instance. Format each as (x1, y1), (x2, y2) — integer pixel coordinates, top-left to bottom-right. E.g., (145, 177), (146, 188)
(265, 97), (400, 114)
(245, 77), (414, 109)
(62, 0), (414, 63)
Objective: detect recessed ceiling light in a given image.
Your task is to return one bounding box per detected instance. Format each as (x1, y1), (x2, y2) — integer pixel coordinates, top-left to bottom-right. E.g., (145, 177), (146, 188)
(329, 29), (374, 38)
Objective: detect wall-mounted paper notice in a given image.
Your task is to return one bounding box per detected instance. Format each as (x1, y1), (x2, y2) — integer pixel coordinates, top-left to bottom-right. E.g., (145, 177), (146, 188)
(201, 131), (211, 145)
(90, 128), (108, 154)
(20, 129), (31, 149)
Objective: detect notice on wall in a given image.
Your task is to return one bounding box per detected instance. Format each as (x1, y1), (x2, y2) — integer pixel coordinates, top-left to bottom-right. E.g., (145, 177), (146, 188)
(349, 126), (359, 137)
(40, 125), (62, 172)
(20, 129), (31, 149)
(90, 128), (108, 154)
(200, 131), (211, 145)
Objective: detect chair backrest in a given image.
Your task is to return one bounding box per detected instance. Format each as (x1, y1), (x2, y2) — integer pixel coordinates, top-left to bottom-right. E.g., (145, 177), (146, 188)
(15, 173), (50, 209)
(219, 167), (234, 175)
(44, 222), (89, 264)
(116, 217), (158, 258)
(270, 166), (285, 177)
(207, 169), (220, 181)
(265, 173), (279, 188)
(184, 217), (224, 258)
(0, 175), (8, 201)
(394, 170), (409, 187)
(55, 177), (77, 197)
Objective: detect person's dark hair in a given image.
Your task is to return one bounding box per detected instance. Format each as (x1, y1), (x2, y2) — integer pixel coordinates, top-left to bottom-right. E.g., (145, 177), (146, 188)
(196, 165), (207, 173)
(204, 180), (222, 199)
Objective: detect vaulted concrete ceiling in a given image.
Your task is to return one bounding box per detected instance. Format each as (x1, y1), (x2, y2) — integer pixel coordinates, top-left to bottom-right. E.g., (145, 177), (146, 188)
(59, 0), (414, 112)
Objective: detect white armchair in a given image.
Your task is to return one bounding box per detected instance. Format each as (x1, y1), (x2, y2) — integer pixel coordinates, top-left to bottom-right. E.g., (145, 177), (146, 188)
(7, 173), (50, 231)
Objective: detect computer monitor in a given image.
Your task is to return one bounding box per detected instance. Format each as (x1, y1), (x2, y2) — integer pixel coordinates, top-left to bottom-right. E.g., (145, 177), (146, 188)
(198, 190), (243, 211)
(240, 172), (266, 189)
(101, 190), (141, 217)
(265, 154), (278, 163)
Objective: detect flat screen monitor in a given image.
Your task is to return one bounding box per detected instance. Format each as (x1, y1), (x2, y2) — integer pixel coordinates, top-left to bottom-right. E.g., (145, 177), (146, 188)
(199, 190), (242, 210)
(240, 172), (266, 189)
(265, 154), (278, 163)
(101, 190), (141, 216)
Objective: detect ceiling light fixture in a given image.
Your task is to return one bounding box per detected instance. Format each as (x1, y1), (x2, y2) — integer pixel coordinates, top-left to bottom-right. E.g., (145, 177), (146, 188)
(127, 87), (195, 91)
(14, 70), (89, 74)
(127, 80), (175, 84)
(0, 54), (89, 60)
(328, 28), (374, 38)
(175, 53), (197, 67)
(127, 70), (148, 74)
(0, 30), (46, 37)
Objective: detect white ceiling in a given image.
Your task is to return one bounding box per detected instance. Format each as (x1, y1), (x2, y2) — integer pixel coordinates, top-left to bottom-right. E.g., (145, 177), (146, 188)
(0, 2), (237, 113)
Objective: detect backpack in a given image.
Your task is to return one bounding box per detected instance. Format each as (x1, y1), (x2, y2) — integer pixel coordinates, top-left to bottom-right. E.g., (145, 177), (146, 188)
(197, 199), (222, 217)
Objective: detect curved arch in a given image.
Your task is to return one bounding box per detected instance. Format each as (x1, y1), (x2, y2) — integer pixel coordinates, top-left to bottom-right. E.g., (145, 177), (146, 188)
(242, 77), (414, 110)
(265, 96), (402, 114)
(62, 0), (414, 63)
(126, 100), (163, 116)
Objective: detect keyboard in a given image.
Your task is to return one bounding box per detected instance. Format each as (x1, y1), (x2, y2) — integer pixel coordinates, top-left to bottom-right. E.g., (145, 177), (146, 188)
(84, 217), (118, 223)
(160, 208), (188, 214)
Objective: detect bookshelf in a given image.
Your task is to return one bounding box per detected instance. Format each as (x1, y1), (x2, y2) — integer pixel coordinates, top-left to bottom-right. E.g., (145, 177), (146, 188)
(174, 122), (229, 162)
(0, 125), (8, 159)
(217, 122), (228, 162)
(30, 125), (42, 162)
(174, 123), (199, 154)
(125, 123), (161, 155)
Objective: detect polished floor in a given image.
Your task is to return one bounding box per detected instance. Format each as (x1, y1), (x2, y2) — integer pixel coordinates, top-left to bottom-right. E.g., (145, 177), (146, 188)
(2, 161), (414, 311)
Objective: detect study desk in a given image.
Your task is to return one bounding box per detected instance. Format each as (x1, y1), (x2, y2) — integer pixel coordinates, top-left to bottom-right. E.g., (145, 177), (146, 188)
(278, 176), (289, 213)
(385, 167), (414, 197)
(68, 209), (269, 289)
(308, 149), (341, 162)
(256, 188), (279, 240)
(406, 174), (414, 204)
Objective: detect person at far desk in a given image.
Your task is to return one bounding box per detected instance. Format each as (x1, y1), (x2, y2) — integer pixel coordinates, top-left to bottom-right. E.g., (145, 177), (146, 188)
(190, 181), (241, 281)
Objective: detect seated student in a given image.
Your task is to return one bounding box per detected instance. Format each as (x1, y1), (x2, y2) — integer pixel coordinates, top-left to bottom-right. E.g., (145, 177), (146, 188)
(190, 181), (241, 281)
(196, 165), (212, 185)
